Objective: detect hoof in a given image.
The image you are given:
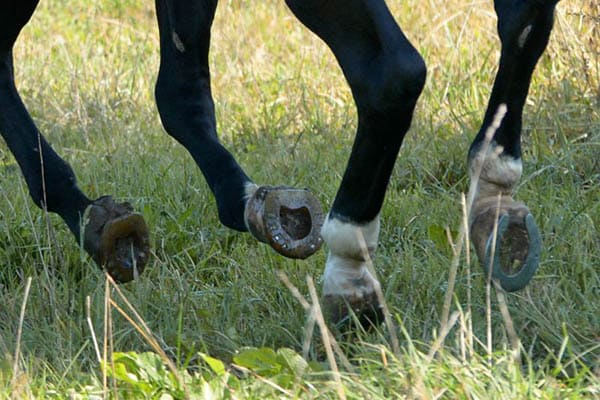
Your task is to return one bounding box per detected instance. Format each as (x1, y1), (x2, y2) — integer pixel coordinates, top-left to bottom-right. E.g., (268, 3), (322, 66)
(322, 257), (384, 331)
(84, 196), (150, 283)
(244, 186), (324, 259)
(322, 292), (384, 332)
(471, 197), (541, 292)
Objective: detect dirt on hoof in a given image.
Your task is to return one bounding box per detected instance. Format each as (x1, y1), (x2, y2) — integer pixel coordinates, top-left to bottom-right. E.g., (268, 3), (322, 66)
(322, 292), (384, 332)
(245, 186), (324, 259)
(471, 196), (530, 272)
(84, 196), (150, 283)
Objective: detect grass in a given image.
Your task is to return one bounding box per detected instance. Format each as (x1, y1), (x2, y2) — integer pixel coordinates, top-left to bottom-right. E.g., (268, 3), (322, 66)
(0, 0), (598, 397)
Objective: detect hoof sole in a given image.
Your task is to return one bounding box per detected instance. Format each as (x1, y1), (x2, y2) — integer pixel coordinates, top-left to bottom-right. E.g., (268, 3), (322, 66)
(245, 186), (324, 259)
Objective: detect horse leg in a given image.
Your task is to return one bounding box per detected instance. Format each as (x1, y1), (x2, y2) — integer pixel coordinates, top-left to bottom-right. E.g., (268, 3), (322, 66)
(154, 0), (324, 259)
(468, 0), (560, 291)
(286, 0), (427, 326)
(0, 0), (150, 282)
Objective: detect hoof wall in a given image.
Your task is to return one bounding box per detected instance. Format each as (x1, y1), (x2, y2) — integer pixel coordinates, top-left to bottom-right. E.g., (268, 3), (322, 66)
(322, 292), (384, 332)
(84, 196), (150, 283)
(245, 186), (324, 259)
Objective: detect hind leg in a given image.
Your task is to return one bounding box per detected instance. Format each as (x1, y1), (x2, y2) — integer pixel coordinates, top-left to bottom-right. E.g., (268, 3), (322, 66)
(468, 0), (560, 291)
(0, 1), (149, 282)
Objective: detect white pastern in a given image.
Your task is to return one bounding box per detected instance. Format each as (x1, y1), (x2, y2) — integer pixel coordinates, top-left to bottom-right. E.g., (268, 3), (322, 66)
(321, 214), (380, 260)
(242, 182), (260, 231)
(470, 143), (522, 198)
(322, 252), (380, 297)
(244, 182), (259, 200)
(321, 215), (381, 297)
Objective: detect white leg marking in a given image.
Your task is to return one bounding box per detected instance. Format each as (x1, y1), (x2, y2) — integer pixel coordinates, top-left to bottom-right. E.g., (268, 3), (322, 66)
(321, 215), (381, 297)
(244, 182), (259, 200)
(518, 25), (533, 48)
(321, 214), (380, 260)
(322, 252), (381, 297)
(243, 182), (259, 231)
(470, 142), (522, 198)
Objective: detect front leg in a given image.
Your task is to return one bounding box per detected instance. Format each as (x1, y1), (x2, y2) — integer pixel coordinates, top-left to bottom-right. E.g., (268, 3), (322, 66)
(154, 0), (323, 258)
(0, 1), (149, 282)
(287, 0), (427, 327)
(468, 0), (559, 291)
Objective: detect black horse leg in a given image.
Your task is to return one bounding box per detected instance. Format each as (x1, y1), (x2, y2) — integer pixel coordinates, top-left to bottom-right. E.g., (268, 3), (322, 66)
(468, 0), (560, 291)
(154, 0), (324, 259)
(0, 0), (150, 282)
(286, 0), (427, 326)
(0, 0), (90, 237)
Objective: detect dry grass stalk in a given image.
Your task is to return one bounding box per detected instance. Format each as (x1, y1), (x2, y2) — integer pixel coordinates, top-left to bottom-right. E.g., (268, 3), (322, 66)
(493, 280), (522, 365)
(427, 311), (460, 362)
(439, 103), (522, 366)
(17, 170), (57, 321)
(277, 271), (353, 372)
(86, 295), (102, 363)
(102, 275), (110, 398)
(355, 230), (401, 356)
(306, 275), (346, 400)
(302, 308), (317, 361)
(11, 276), (32, 388)
(461, 194), (474, 358)
(103, 274), (190, 399)
(231, 364), (294, 397)
(441, 105), (506, 337)
(485, 194), (503, 363)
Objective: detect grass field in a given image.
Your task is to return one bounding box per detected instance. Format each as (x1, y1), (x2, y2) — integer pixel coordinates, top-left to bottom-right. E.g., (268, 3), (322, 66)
(1, 0), (598, 397)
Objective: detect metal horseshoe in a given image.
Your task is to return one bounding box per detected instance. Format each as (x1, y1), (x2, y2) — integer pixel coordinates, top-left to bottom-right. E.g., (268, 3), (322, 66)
(483, 213), (542, 292)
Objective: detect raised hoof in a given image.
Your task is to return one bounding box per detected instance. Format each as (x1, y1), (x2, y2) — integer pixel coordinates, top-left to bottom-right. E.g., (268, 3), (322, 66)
(322, 292), (384, 332)
(244, 186), (324, 259)
(471, 197), (541, 292)
(84, 196), (150, 283)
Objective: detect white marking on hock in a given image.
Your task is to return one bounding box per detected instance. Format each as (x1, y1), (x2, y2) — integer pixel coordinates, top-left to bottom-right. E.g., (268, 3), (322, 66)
(172, 31), (185, 53)
(320, 215), (381, 298)
(518, 25), (533, 48)
(469, 142), (522, 198)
